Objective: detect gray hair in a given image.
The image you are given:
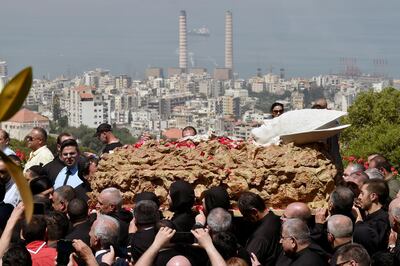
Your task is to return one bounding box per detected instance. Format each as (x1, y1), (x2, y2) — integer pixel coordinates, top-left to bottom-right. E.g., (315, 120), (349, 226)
(327, 215), (353, 238)
(101, 187), (123, 207)
(94, 214), (120, 248)
(348, 163), (365, 174)
(364, 168), (384, 180)
(283, 218), (310, 244)
(207, 207), (232, 233)
(390, 206), (400, 222)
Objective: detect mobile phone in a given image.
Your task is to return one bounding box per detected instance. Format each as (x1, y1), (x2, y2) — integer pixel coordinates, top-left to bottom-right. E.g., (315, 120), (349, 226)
(170, 232), (195, 244)
(57, 239), (74, 266)
(33, 202), (45, 215)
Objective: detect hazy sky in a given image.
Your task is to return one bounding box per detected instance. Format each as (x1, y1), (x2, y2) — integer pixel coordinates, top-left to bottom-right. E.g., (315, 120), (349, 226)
(1, 0), (399, 78)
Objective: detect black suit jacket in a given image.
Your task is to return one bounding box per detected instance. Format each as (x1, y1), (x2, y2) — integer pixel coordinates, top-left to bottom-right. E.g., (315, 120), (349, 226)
(65, 219), (92, 245)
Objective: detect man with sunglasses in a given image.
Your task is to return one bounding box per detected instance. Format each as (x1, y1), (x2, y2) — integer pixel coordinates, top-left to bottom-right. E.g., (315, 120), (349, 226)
(270, 102), (284, 118)
(24, 127), (54, 173)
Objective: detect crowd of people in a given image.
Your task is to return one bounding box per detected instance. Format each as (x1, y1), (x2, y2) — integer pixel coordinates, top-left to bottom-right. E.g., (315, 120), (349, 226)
(0, 115), (400, 266)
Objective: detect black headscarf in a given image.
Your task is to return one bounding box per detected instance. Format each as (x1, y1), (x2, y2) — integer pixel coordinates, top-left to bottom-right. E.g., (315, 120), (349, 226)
(204, 186), (230, 213)
(134, 191), (160, 207)
(169, 180), (195, 213)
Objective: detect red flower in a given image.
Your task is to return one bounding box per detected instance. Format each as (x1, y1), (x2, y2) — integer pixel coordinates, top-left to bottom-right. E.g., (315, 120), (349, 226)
(195, 205), (204, 212)
(15, 149), (26, 162)
(348, 156), (356, 162)
(134, 141), (144, 148)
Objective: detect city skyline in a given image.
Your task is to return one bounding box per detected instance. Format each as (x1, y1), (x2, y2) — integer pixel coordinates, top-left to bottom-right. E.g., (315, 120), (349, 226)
(1, 0), (400, 79)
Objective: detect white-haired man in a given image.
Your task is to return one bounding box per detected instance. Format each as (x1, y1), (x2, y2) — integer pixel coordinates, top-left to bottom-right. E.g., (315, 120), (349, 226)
(96, 187), (133, 248)
(89, 214), (120, 264)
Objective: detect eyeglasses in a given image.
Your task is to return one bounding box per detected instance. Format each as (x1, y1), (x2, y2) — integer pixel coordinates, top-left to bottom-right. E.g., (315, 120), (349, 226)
(25, 135), (39, 142)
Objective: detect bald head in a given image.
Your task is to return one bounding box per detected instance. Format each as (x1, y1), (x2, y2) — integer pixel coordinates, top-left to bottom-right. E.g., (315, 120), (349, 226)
(166, 256), (192, 266)
(284, 202), (311, 221)
(26, 127), (48, 151)
(101, 187), (123, 207)
(97, 187), (123, 215)
(327, 215), (353, 238)
(343, 163), (365, 180)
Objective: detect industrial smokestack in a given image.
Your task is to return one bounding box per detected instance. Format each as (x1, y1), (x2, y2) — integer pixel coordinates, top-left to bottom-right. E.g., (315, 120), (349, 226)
(225, 11), (233, 69)
(179, 10), (188, 71)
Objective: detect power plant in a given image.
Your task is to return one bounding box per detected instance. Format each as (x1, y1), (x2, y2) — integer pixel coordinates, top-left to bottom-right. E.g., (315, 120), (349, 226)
(225, 11), (233, 70)
(176, 10), (233, 79)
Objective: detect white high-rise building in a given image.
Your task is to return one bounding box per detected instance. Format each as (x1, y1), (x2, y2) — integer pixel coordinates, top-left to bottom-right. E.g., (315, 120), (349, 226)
(68, 86), (110, 128)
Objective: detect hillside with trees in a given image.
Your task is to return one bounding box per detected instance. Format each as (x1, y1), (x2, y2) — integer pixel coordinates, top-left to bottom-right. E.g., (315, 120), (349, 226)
(341, 87), (400, 169)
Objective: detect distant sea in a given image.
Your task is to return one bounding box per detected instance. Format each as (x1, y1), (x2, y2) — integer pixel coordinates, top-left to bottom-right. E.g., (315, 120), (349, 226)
(1, 0), (400, 79)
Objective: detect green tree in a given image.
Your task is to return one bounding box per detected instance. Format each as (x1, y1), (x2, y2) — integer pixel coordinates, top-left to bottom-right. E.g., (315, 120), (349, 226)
(53, 95), (61, 121)
(112, 127), (137, 145)
(340, 87), (400, 169)
(50, 125), (137, 154)
(58, 116), (68, 129)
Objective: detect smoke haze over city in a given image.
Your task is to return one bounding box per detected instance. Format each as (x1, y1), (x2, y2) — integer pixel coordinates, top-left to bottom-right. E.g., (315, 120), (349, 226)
(1, 0), (399, 78)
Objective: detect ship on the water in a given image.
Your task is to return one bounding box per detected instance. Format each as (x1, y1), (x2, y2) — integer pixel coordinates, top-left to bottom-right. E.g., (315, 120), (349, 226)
(188, 27), (210, 37)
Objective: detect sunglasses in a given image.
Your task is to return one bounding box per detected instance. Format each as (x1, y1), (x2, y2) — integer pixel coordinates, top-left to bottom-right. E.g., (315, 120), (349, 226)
(25, 136), (34, 141)
(272, 109), (283, 114)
